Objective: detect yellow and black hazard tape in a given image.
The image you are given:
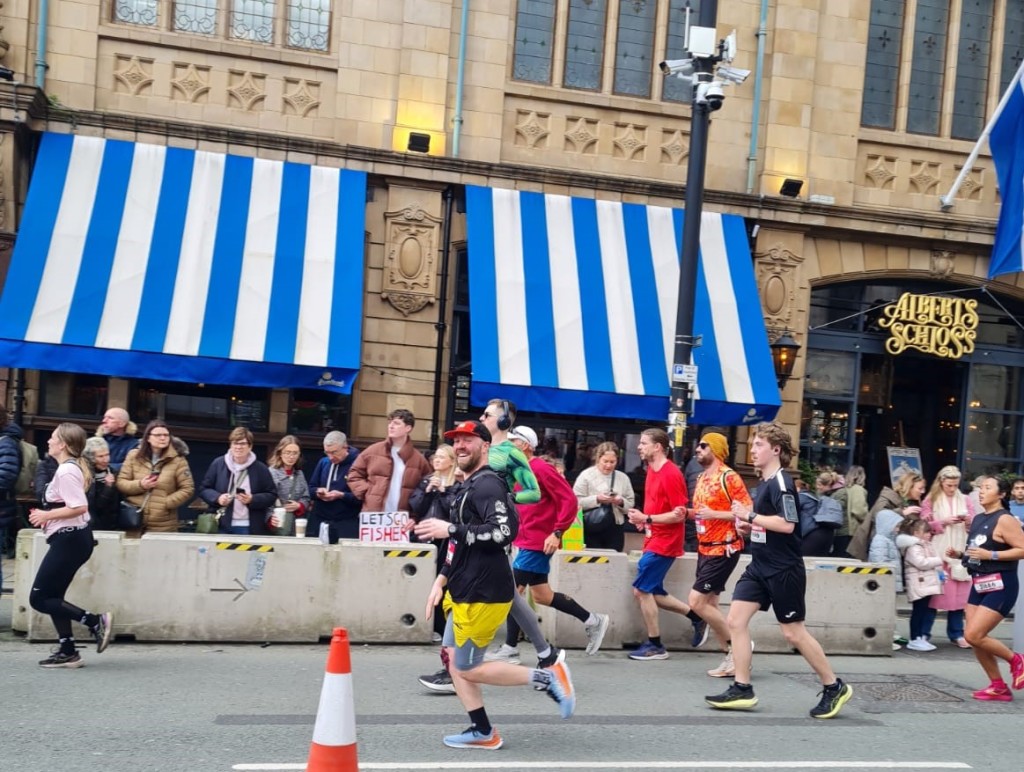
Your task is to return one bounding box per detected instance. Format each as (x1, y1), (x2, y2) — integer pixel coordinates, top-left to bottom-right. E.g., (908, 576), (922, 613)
(564, 555), (610, 564)
(836, 566), (891, 575)
(216, 542), (274, 553)
(384, 549), (433, 558)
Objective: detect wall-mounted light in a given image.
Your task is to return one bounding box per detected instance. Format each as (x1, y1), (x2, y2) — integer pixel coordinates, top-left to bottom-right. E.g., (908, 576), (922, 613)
(407, 132), (431, 153)
(769, 330), (800, 387)
(779, 178), (804, 197)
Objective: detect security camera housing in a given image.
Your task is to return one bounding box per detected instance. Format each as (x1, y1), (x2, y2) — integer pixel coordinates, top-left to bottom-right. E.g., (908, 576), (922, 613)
(696, 82), (725, 111)
(659, 58), (695, 77)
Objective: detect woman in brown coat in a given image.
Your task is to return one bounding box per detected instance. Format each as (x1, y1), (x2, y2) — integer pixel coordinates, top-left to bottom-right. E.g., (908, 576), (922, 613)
(116, 420), (195, 533)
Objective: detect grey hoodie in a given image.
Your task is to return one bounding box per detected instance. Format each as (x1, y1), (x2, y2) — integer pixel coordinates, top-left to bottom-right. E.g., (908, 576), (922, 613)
(869, 508), (905, 592)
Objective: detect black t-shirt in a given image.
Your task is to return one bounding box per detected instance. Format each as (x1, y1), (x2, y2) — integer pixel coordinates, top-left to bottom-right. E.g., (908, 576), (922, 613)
(442, 467), (519, 604)
(749, 468), (803, 575)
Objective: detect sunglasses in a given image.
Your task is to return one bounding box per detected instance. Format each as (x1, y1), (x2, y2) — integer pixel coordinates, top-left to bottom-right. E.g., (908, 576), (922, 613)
(697, 442), (710, 449)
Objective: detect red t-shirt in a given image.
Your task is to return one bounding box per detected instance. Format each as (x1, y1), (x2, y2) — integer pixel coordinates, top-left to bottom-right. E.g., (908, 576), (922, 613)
(642, 460), (688, 557)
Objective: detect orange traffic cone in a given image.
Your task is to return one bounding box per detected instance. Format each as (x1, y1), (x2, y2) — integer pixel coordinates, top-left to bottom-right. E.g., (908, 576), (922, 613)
(307, 627), (358, 771)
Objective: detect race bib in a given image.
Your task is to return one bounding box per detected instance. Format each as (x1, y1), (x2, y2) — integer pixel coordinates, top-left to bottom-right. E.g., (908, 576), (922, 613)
(446, 538), (457, 565)
(696, 519), (706, 534)
(751, 524), (767, 543)
(973, 573), (1004, 594)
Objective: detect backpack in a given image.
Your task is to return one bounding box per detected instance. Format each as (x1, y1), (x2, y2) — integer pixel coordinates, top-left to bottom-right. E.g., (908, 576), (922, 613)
(814, 494), (845, 529)
(15, 440), (38, 497)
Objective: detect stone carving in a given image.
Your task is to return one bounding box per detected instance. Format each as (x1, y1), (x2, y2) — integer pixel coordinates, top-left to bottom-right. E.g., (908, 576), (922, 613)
(381, 204), (442, 317)
(515, 110), (550, 149)
(952, 164), (984, 201)
(660, 129), (688, 166)
(929, 249), (956, 278)
(613, 123), (647, 161)
(909, 160), (940, 194)
(171, 63), (211, 104)
(228, 70), (266, 111)
(755, 242), (804, 330)
(284, 78), (320, 118)
(864, 154), (897, 190)
(114, 55), (154, 96)
(564, 117), (599, 154)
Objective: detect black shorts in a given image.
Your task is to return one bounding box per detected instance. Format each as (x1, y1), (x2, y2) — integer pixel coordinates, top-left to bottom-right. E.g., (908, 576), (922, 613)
(513, 568), (549, 587)
(732, 564), (806, 623)
(692, 551), (742, 595)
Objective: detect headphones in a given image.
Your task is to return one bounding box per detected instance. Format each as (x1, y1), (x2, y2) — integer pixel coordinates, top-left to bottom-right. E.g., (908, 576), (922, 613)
(497, 399), (512, 431)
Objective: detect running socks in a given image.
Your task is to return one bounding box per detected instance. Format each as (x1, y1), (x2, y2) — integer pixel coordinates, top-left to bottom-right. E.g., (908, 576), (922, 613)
(550, 593), (589, 623)
(80, 612), (100, 629)
(58, 637), (76, 656)
(686, 609), (702, 624)
(650, 636), (663, 648)
(468, 707), (491, 734)
(530, 668), (553, 690)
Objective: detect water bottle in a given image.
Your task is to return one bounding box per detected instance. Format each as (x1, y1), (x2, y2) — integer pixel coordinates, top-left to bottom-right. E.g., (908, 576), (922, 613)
(937, 569), (946, 583)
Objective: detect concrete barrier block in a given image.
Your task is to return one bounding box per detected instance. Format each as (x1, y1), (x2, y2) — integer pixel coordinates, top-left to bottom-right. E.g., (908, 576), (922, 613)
(538, 550), (634, 650)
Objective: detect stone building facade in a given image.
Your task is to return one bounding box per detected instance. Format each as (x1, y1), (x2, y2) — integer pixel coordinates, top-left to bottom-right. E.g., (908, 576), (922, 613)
(0, 0), (1019, 485)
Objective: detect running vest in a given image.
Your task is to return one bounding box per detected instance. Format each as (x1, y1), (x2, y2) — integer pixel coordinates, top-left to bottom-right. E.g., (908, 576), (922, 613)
(965, 507), (1012, 575)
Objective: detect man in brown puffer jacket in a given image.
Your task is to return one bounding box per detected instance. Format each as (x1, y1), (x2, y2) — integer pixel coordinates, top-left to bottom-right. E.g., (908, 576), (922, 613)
(347, 409), (431, 513)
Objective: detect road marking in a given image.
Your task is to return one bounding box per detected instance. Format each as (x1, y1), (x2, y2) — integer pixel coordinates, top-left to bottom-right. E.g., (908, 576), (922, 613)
(233, 762), (972, 770)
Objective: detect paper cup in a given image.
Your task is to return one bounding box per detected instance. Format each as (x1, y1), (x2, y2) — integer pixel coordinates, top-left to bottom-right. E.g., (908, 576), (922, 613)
(295, 518), (308, 538)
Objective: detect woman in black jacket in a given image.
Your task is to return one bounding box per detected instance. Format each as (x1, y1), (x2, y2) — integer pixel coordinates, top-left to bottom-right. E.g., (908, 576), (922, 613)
(198, 427), (277, 535)
(83, 437), (121, 530)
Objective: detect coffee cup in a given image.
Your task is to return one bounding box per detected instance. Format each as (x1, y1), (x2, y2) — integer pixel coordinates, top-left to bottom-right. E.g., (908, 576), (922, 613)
(271, 507), (286, 528)
(295, 517), (308, 538)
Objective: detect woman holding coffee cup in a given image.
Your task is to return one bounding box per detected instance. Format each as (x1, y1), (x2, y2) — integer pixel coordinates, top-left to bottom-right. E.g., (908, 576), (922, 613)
(267, 435), (311, 536)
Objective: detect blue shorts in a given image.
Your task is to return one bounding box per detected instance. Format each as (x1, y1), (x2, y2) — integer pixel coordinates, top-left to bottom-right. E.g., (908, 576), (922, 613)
(633, 552), (676, 595)
(513, 548), (551, 575)
(968, 570), (1019, 617)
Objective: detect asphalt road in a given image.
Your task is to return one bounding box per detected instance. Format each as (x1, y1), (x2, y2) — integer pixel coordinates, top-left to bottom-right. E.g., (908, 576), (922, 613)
(2, 575), (1020, 772)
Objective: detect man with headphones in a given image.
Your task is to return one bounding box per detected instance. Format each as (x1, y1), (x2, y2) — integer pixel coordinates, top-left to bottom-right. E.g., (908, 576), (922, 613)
(478, 398), (566, 670)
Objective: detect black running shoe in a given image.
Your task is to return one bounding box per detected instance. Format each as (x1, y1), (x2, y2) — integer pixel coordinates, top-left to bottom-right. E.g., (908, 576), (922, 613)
(418, 669), (456, 694)
(691, 618), (709, 648)
(705, 682), (758, 710)
(810, 679), (853, 719)
(93, 611), (114, 654)
(38, 650), (84, 669)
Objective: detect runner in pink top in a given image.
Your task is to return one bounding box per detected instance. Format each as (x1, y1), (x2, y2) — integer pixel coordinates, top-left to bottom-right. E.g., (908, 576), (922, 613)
(27, 423), (115, 668)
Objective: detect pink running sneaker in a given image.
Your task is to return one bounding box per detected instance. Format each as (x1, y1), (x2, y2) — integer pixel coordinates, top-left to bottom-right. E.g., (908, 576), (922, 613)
(973, 683), (1012, 702)
(1011, 653), (1024, 691)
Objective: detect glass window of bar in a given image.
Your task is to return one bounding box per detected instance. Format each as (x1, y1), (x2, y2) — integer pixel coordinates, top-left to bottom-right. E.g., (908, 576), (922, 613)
(612, 0), (657, 97)
(512, 0), (557, 84)
(563, 0), (607, 91)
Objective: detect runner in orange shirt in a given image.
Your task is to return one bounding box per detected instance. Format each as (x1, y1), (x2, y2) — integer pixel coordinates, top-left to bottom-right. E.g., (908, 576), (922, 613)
(687, 432), (753, 678)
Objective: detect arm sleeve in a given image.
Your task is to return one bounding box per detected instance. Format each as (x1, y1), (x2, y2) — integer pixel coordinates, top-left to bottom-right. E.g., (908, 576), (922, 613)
(346, 454), (369, 500)
(507, 447), (541, 504)
(536, 461), (578, 531)
(115, 452), (147, 497)
(0, 438), (20, 490)
(448, 476), (518, 550)
(163, 460), (196, 510)
(573, 470), (600, 512)
(198, 462), (223, 507)
(726, 470), (753, 508)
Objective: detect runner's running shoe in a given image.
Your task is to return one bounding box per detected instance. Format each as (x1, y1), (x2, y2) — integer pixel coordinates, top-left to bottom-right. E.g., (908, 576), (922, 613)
(540, 659), (576, 719)
(628, 641), (668, 661)
(706, 682), (758, 710)
(418, 668), (456, 694)
(973, 683), (1013, 702)
(584, 613), (610, 656)
(484, 644), (520, 665)
(809, 679), (853, 719)
(443, 726), (503, 750)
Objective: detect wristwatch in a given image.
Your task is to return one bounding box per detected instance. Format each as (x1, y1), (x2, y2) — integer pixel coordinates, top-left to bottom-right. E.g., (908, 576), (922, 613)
(553, 529), (563, 539)
(646, 516), (653, 526)
(447, 523), (458, 536)
(747, 512), (756, 524)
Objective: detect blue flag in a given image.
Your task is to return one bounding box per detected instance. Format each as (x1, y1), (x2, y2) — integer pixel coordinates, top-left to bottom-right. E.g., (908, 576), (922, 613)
(989, 73), (1024, 279)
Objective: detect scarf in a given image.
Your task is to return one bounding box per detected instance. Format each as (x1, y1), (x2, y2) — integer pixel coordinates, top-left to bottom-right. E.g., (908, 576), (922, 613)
(224, 451), (256, 524)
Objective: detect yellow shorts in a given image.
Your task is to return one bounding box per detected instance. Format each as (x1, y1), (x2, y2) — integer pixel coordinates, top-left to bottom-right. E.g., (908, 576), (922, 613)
(446, 599), (512, 649)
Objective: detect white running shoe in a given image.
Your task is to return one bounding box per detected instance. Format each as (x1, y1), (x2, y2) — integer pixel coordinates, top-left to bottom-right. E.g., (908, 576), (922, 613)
(485, 644), (521, 664)
(906, 637), (937, 652)
(584, 613), (610, 656)
(707, 649), (734, 678)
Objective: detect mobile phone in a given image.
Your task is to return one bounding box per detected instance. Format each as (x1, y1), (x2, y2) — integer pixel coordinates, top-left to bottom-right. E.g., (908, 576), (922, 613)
(235, 487), (245, 494)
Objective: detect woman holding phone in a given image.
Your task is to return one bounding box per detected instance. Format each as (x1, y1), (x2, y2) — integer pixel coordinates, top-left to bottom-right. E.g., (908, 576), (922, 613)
(199, 427), (277, 535)
(116, 420), (195, 534)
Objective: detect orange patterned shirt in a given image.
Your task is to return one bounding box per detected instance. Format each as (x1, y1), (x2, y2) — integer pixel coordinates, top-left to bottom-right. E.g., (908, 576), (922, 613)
(692, 464), (752, 556)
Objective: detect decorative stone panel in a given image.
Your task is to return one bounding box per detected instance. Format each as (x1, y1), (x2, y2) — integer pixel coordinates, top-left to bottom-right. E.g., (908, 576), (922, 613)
(227, 70), (267, 111)
(660, 128), (688, 166)
(864, 153), (897, 190)
(283, 78), (321, 118)
(114, 55), (154, 96)
(381, 204), (442, 317)
(755, 242), (804, 331)
(564, 116), (599, 154)
(171, 63), (211, 104)
(515, 110), (550, 149)
(929, 249), (955, 278)
(612, 123), (647, 161)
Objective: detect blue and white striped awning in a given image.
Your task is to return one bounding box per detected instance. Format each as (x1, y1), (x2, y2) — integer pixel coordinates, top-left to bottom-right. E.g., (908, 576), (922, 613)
(0, 132), (367, 392)
(465, 186), (780, 424)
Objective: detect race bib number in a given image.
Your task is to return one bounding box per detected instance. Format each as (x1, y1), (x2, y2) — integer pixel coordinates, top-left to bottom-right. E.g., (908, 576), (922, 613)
(696, 519), (706, 534)
(751, 524), (767, 543)
(446, 538), (457, 565)
(973, 573), (1004, 593)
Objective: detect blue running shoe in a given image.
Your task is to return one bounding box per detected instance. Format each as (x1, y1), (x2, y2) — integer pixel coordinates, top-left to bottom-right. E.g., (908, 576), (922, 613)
(628, 641), (669, 660)
(443, 726), (503, 750)
(691, 618), (709, 648)
(539, 659), (576, 719)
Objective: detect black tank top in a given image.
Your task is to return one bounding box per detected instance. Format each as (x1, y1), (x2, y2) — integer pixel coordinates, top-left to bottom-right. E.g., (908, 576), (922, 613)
(965, 507), (1013, 575)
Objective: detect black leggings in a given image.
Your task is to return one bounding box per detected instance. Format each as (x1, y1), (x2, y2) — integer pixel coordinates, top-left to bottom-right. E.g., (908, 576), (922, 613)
(29, 527), (95, 640)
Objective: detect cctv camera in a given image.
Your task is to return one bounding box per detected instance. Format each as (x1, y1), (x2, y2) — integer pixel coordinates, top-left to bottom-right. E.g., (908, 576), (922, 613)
(697, 82), (725, 111)
(659, 58), (695, 78)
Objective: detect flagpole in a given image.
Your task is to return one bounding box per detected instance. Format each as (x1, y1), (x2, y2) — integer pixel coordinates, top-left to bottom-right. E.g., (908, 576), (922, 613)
(939, 59), (1024, 211)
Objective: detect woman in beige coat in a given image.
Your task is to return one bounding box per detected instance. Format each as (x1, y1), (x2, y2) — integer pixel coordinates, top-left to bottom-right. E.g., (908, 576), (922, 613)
(116, 420), (194, 533)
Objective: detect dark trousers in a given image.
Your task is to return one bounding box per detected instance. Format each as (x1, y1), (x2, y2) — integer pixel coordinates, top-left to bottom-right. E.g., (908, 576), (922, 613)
(29, 527), (94, 640)
(910, 596), (937, 641)
(800, 527), (834, 557)
(585, 523), (625, 552)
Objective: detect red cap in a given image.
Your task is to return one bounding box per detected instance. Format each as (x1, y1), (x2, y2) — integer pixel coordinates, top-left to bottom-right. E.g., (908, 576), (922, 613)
(443, 420), (492, 442)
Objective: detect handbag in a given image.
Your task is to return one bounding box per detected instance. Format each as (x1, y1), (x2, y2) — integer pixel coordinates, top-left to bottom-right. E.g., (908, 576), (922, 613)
(117, 490), (152, 530)
(197, 508), (225, 534)
(583, 503), (616, 532)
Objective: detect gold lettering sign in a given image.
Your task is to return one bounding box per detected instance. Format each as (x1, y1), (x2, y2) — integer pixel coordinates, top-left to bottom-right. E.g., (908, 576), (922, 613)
(878, 292), (978, 359)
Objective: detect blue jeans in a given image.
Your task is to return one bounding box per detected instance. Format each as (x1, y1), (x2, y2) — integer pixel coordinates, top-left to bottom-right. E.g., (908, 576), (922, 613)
(910, 597), (937, 640)
(945, 608), (965, 641)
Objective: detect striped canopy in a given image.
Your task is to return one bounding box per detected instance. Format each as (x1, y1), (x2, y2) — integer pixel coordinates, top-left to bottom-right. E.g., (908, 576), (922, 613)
(0, 132), (367, 391)
(465, 185), (780, 424)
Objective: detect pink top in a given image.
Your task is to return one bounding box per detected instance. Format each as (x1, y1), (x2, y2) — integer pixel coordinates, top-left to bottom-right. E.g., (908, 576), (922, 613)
(42, 460), (90, 538)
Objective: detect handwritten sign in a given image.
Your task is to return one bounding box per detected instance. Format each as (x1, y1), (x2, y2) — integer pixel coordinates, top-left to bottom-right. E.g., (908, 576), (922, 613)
(878, 292), (978, 360)
(359, 511), (410, 543)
